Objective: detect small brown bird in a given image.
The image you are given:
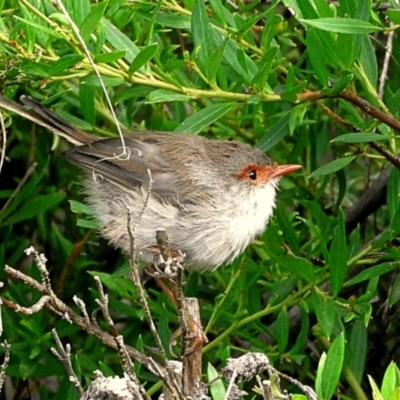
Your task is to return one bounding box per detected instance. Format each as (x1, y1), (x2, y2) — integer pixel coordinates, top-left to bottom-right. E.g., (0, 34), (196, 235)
(0, 95), (301, 270)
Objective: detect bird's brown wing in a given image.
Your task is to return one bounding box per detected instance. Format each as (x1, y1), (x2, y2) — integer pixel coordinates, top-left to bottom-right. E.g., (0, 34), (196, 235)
(64, 138), (181, 201)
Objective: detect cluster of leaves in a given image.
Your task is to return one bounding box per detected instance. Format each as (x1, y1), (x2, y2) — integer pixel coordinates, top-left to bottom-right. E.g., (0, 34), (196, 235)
(1, 0), (400, 399)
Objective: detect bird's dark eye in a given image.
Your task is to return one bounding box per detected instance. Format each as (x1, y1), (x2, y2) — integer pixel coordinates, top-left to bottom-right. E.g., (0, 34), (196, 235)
(248, 169), (257, 180)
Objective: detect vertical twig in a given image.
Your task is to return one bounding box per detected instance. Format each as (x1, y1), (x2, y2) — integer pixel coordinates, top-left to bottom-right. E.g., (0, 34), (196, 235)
(0, 110), (6, 175)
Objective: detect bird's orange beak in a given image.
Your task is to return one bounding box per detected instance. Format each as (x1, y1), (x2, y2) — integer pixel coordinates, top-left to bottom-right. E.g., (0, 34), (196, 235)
(270, 164), (302, 178)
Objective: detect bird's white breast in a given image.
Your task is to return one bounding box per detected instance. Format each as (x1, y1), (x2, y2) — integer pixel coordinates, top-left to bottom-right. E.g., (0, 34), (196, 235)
(185, 181), (278, 270)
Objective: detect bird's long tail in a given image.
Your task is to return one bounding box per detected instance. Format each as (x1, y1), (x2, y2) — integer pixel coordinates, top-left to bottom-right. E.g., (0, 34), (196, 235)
(0, 94), (95, 146)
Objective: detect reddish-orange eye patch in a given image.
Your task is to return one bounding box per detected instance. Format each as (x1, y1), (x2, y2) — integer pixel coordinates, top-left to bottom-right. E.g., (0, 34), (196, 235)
(237, 164), (276, 184)
(237, 163), (302, 183)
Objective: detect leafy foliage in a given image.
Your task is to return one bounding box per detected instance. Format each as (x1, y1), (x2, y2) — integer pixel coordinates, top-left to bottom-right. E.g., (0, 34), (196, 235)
(1, 0), (400, 399)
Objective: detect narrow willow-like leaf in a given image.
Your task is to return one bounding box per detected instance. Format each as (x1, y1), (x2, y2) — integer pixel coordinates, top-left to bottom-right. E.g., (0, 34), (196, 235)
(348, 320), (367, 383)
(359, 35), (378, 88)
(313, 295), (337, 338)
(329, 209), (347, 296)
(309, 155), (357, 178)
(79, 80), (96, 126)
(174, 103), (234, 134)
(82, 75), (124, 87)
(191, 0), (213, 69)
(251, 46), (278, 92)
(128, 43), (159, 75)
(50, 55), (84, 76)
(147, 89), (190, 103)
(344, 263), (397, 287)
(80, 0), (108, 42)
(306, 27), (328, 86)
(389, 273), (400, 306)
(256, 112), (290, 152)
(13, 16), (64, 39)
(331, 132), (388, 143)
(321, 333), (345, 400)
(94, 50), (126, 63)
(276, 307), (289, 353)
(300, 18), (384, 34)
(103, 18), (140, 63)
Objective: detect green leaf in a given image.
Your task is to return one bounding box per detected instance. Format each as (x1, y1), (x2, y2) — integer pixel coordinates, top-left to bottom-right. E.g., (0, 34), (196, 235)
(321, 333), (345, 400)
(3, 193), (65, 226)
(80, 0), (108, 42)
(191, 0), (213, 69)
(94, 50), (126, 63)
(387, 9), (400, 25)
(13, 16), (64, 39)
(103, 18), (140, 63)
(381, 362), (400, 400)
(329, 209), (347, 296)
(359, 35), (378, 88)
(276, 307), (289, 353)
(391, 204), (400, 237)
(66, 0), (90, 26)
(355, 0), (371, 21)
(314, 0), (334, 18)
(208, 0), (226, 27)
(306, 28), (328, 86)
(77, 218), (98, 229)
(79, 80), (96, 126)
(19, 3), (36, 53)
(268, 276), (298, 306)
(153, 12), (191, 29)
(368, 375), (384, 400)
(322, 72), (354, 96)
(69, 200), (94, 215)
(315, 352), (327, 399)
(115, 86), (153, 103)
(387, 168), (399, 219)
(205, 38), (228, 83)
(344, 263), (397, 287)
(296, 0), (319, 18)
(50, 55), (84, 76)
(212, 30), (257, 85)
(300, 18), (384, 34)
(208, 363), (225, 400)
(256, 112), (290, 152)
(290, 307), (309, 354)
(261, 13), (284, 49)
(314, 296), (337, 339)
(81, 75), (124, 87)
(389, 273), (400, 306)
(251, 46), (278, 92)
(275, 207), (301, 255)
(389, 388), (400, 400)
(270, 253), (315, 282)
(90, 272), (136, 298)
(309, 155), (357, 178)
(174, 103), (234, 134)
(348, 320), (367, 383)
(128, 43), (159, 75)
(331, 133), (388, 143)
(288, 103), (308, 135)
(147, 89), (190, 103)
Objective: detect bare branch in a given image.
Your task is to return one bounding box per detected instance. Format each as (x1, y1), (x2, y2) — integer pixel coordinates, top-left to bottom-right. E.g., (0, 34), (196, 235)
(51, 329), (84, 396)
